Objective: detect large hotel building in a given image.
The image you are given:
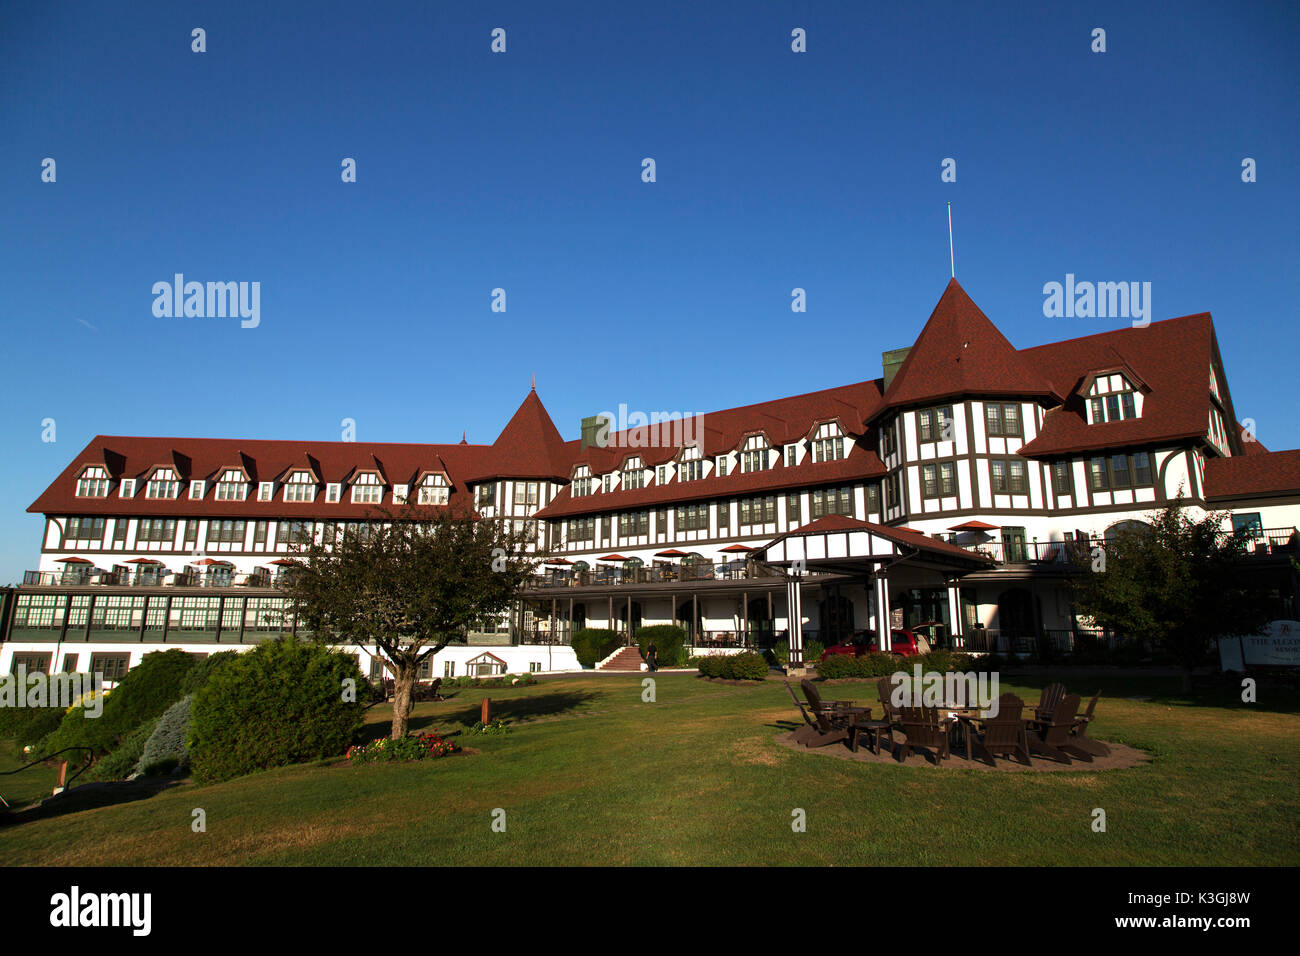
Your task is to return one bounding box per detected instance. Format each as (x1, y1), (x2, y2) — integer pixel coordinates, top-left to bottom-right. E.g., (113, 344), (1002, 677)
(4, 280), (1298, 677)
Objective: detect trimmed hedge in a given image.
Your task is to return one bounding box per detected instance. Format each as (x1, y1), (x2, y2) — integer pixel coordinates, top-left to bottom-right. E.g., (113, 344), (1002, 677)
(572, 628), (622, 668)
(82, 718), (158, 782)
(769, 639), (825, 667)
(692, 652), (770, 681)
(188, 639), (365, 784)
(139, 694), (193, 775)
(637, 624), (688, 668)
(179, 651), (241, 696)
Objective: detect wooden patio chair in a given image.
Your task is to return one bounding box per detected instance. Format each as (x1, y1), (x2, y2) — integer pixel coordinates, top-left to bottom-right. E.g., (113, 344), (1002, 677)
(1068, 691), (1110, 757)
(972, 693), (1031, 767)
(893, 706), (951, 764)
(785, 681), (850, 748)
(1027, 693), (1093, 763)
(1034, 682), (1067, 722)
(800, 679), (868, 726)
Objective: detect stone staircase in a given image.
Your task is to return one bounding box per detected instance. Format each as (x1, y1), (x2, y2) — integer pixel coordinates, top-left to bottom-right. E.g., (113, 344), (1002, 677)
(596, 645), (645, 671)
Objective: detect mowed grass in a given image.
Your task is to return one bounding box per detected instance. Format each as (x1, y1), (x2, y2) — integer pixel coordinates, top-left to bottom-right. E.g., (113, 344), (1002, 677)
(1, 672), (1297, 866)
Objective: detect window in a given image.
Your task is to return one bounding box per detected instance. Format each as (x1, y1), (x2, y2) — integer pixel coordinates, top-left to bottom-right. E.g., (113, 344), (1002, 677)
(65, 516), (106, 541)
(119, 478), (136, 498)
(985, 403), (1022, 438)
(89, 654), (130, 681)
(785, 445), (797, 467)
(566, 516), (595, 542)
(77, 466), (111, 497)
(215, 470), (247, 501)
(738, 496), (776, 526)
(254, 520), (268, 546)
(572, 467), (592, 497)
(1052, 461), (1073, 496)
(14, 595), (63, 629)
(1002, 527), (1027, 563)
(886, 473), (902, 509)
(1089, 453), (1154, 490)
(602, 474), (611, 493)
(1090, 381), (1139, 423)
(811, 486), (854, 518)
(866, 482), (881, 514)
(990, 458), (1027, 494)
(112, 519), (128, 545)
(276, 520), (313, 546)
(678, 449), (704, 482)
(921, 462), (956, 498)
(621, 459), (645, 490)
(208, 519), (246, 544)
(137, 518), (176, 543)
(618, 511), (649, 536)
(444, 661), (456, 678)
(477, 482), (497, 507)
(351, 472), (383, 504)
(326, 483), (341, 503)
(258, 482), (273, 501)
(184, 520), (198, 547)
(418, 474), (450, 505)
(917, 407), (954, 443)
(715, 456), (728, 477)
(146, 468), (180, 499)
(284, 471), (316, 502)
(786, 493), (800, 522)
(882, 420), (898, 457)
(811, 423), (845, 463)
(676, 503), (710, 531)
(740, 435), (769, 474)
(1232, 512), (1264, 539)
(189, 480), (204, 500)
(11, 652), (53, 674)
(716, 501), (728, 531)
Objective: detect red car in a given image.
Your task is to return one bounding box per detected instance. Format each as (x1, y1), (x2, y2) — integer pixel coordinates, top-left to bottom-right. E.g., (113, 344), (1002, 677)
(820, 628), (921, 660)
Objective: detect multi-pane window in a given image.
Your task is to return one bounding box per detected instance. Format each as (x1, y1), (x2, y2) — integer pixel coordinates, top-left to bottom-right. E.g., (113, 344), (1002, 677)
(276, 520), (313, 546)
(284, 471), (316, 502)
(137, 518), (176, 543)
(351, 472), (383, 504)
(811, 423), (845, 463)
(476, 482), (497, 507)
(917, 407), (954, 443)
(621, 459), (645, 490)
(1088, 452), (1153, 490)
(618, 511), (649, 536)
(715, 456), (728, 477)
(738, 496), (776, 526)
(882, 420), (898, 457)
(740, 435), (769, 474)
(14, 594), (63, 629)
(886, 473), (902, 509)
(571, 468), (592, 498)
(990, 458), (1027, 494)
(208, 519), (246, 544)
(65, 517), (106, 541)
(91, 595), (145, 630)
(88, 654), (130, 681)
(787, 493), (801, 522)
(866, 482), (881, 514)
(77, 466), (111, 497)
(418, 474), (450, 505)
(811, 486), (854, 518)
(325, 484), (341, 503)
(785, 445), (797, 467)
(567, 516), (595, 542)
(716, 501), (729, 531)
(985, 403), (1022, 438)
(921, 462), (956, 498)
(1052, 461), (1073, 496)
(215, 469), (247, 500)
(146, 468), (180, 499)
(676, 503), (710, 531)
(1090, 387), (1138, 424)
(678, 447), (704, 482)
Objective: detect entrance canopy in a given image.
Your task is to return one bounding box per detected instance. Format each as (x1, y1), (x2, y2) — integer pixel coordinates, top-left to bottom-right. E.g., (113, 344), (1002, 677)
(758, 515), (994, 576)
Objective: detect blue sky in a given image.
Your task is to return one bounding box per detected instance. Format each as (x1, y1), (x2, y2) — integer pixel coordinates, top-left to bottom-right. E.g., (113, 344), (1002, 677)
(1, 0), (1297, 582)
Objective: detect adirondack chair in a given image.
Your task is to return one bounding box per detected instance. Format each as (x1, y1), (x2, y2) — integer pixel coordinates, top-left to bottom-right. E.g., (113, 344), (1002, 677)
(972, 693), (1031, 766)
(1027, 693), (1093, 763)
(785, 682), (851, 748)
(1034, 682), (1067, 722)
(800, 680), (868, 727)
(894, 706), (951, 764)
(876, 676), (903, 723)
(1068, 691), (1110, 757)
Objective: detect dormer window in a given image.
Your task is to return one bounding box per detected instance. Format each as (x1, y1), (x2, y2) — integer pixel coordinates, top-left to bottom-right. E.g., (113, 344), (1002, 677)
(351, 472), (383, 504)
(418, 474), (450, 505)
(215, 469), (248, 501)
(621, 457), (645, 490)
(740, 435), (769, 474)
(146, 468), (180, 500)
(325, 483), (341, 503)
(1086, 373), (1142, 424)
(572, 466), (593, 498)
(284, 470), (316, 503)
(258, 482), (273, 501)
(678, 446), (703, 482)
(715, 456), (728, 477)
(76, 466), (111, 498)
(189, 480), (205, 500)
(811, 423), (846, 462)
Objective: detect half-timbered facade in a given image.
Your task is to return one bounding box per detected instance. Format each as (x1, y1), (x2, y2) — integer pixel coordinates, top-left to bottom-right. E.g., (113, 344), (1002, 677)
(5, 280), (1298, 676)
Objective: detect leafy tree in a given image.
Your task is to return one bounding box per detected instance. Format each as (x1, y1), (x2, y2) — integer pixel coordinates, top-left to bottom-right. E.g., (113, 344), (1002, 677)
(1071, 499), (1273, 691)
(282, 502), (536, 738)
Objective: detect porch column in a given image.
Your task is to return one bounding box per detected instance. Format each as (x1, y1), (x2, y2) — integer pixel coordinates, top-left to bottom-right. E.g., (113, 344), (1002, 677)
(873, 571), (891, 652)
(568, 597), (574, 644)
(608, 595), (613, 633)
(626, 595), (632, 644)
(946, 577), (964, 648)
(786, 573), (804, 673)
(742, 590), (749, 647)
(692, 592), (698, 644)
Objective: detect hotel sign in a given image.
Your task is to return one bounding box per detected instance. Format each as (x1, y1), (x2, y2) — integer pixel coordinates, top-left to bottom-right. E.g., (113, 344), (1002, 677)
(1218, 620), (1300, 670)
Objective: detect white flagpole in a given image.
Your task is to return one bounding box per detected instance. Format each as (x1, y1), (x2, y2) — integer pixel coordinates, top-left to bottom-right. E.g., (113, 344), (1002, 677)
(947, 202), (955, 278)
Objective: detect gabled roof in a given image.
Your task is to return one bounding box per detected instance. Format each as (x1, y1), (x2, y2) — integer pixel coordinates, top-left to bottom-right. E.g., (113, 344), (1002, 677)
(1017, 314), (1221, 458)
(874, 279), (1057, 416)
(1203, 449), (1300, 502)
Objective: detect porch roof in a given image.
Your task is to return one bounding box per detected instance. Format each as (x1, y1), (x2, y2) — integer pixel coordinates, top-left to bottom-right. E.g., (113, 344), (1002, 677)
(756, 515), (995, 575)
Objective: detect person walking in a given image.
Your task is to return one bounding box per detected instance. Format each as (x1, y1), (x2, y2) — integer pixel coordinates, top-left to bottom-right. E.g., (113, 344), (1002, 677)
(646, 639), (658, 672)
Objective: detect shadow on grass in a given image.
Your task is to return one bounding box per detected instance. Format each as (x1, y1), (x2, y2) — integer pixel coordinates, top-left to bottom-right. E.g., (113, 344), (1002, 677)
(358, 690), (600, 742)
(1, 776), (182, 829)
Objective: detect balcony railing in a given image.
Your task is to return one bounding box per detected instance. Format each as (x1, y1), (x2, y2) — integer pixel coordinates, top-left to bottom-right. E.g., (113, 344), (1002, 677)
(21, 568), (294, 589)
(949, 527), (1299, 566)
(531, 560), (776, 589)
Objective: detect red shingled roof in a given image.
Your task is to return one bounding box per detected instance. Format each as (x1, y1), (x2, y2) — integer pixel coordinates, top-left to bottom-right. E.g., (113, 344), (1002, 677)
(875, 279), (1057, 415)
(486, 389), (570, 481)
(1204, 450), (1300, 501)
(759, 514), (995, 565)
(1017, 314), (1221, 458)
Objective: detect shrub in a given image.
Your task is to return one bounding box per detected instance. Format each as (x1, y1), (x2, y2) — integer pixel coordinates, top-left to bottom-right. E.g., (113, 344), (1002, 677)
(724, 652), (770, 680)
(815, 655), (860, 679)
(0, 674), (87, 748)
(82, 718), (158, 782)
(470, 719), (511, 735)
(572, 628), (622, 668)
(188, 639), (366, 784)
(346, 730), (458, 763)
(45, 650), (199, 757)
(139, 695), (193, 775)
(914, 650), (953, 674)
(179, 651), (240, 696)
(815, 653), (907, 680)
(637, 624), (687, 668)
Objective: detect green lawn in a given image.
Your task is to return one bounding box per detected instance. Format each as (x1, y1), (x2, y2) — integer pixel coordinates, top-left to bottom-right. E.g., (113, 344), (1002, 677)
(1, 672), (1297, 866)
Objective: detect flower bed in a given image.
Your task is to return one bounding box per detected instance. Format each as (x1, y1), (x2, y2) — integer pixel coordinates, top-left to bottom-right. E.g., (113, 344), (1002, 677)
(346, 730), (459, 763)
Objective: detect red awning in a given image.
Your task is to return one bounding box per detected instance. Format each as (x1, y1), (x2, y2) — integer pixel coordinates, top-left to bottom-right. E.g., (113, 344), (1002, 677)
(597, 554), (631, 562)
(544, 557), (574, 566)
(655, 549), (689, 558)
(719, 544), (755, 553)
(949, 520), (998, 531)
(123, 558), (163, 564)
(55, 556), (94, 564)
(268, 558), (299, 566)
(191, 558), (233, 566)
